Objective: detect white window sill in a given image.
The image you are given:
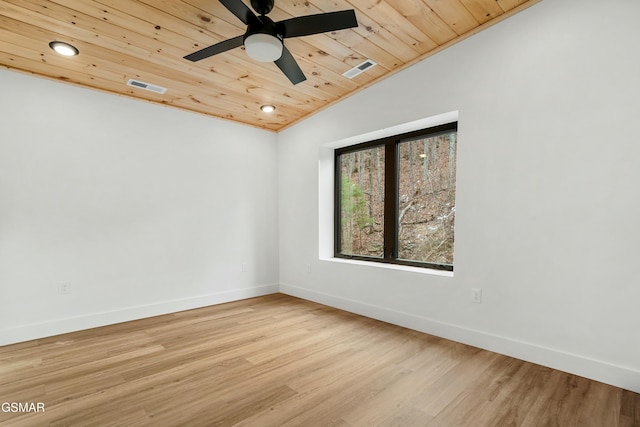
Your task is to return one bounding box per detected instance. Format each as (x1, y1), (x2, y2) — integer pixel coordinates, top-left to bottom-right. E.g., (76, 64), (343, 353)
(320, 257), (454, 277)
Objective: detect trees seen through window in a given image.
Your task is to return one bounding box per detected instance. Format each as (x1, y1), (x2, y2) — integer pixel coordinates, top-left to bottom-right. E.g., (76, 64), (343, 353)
(336, 122), (457, 270)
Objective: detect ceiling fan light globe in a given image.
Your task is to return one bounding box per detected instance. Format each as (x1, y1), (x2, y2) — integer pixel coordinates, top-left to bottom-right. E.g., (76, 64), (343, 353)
(244, 33), (283, 62)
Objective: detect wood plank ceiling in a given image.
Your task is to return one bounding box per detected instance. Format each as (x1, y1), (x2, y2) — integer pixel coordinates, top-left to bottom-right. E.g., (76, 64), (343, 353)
(0, 0), (538, 132)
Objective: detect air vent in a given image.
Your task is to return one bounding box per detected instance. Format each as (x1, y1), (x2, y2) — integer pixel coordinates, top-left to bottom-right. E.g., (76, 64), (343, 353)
(342, 59), (377, 79)
(126, 79), (167, 94)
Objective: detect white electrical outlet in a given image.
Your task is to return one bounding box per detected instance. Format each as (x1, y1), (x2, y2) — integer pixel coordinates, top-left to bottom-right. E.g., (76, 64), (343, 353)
(241, 262), (248, 273)
(471, 288), (482, 304)
(306, 263), (311, 274)
(58, 281), (71, 295)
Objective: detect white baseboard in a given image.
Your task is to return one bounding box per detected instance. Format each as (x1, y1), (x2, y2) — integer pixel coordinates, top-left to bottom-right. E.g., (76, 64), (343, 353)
(0, 284), (279, 346)
(280, 283), (640, 394)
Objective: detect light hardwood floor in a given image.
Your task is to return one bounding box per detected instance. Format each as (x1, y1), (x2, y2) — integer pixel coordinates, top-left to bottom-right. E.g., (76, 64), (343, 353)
(1, 294), (638, 426)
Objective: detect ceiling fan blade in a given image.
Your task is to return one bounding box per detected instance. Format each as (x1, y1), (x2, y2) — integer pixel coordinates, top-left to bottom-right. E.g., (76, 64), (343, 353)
(277, 10), (357, 39)
(184, 35), (244, 62)
(219, 0), (256, 25)
(275, 46), (306, 85)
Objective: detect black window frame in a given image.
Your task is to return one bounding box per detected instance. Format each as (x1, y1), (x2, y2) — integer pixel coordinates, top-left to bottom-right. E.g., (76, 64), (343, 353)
(334, 122), (458, 271)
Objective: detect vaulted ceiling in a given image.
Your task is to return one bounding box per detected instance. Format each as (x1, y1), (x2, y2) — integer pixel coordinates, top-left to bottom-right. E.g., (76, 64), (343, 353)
(0, 0), (537, 131)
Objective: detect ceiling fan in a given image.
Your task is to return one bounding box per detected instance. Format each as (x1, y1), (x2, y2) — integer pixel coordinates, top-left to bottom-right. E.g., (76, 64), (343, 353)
(184, 0), (358, 85)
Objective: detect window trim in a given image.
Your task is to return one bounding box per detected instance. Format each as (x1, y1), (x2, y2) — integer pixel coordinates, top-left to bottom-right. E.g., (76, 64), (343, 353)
(334, 122), (458, 271)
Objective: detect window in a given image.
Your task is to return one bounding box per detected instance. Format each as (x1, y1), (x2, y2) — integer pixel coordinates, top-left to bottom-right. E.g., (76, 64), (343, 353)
(335, 122), (457, 271)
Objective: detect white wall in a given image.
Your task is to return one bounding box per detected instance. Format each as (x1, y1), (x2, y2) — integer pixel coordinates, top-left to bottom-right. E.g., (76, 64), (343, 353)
(277, 0), (640, 392)
(0, 70), (279, 345)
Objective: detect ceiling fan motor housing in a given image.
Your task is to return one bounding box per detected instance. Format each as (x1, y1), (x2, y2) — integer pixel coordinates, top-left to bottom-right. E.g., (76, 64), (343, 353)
(244, 15), (282, 40)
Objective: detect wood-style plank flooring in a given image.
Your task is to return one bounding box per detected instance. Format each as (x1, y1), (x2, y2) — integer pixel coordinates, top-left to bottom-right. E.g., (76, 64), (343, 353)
(1, 294), (638, 426)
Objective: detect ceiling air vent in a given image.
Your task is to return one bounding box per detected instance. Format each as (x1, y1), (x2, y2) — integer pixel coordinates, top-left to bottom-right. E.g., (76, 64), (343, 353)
(126, 78), (167, 94)
(342, 59), (377, 79)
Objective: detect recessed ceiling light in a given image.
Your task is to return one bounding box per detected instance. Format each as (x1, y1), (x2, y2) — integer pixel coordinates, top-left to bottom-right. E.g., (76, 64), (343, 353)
(260, 105), (275, 113)
(49, 41), (79, 57)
